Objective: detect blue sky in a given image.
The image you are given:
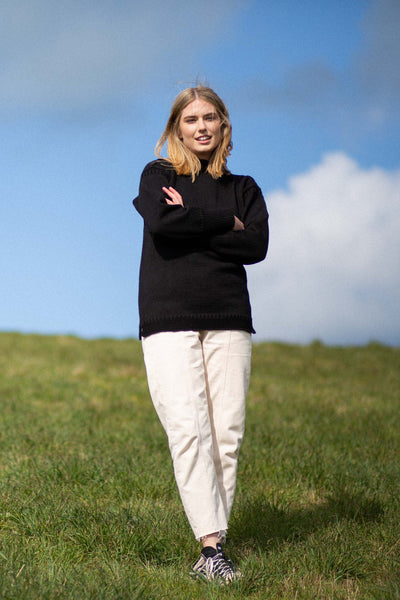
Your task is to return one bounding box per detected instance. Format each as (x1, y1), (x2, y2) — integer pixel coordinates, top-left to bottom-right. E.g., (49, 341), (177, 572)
(1, 0), (399, 345)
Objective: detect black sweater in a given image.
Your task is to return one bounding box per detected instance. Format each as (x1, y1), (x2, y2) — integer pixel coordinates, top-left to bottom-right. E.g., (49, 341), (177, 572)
(133, 159), (269, 338)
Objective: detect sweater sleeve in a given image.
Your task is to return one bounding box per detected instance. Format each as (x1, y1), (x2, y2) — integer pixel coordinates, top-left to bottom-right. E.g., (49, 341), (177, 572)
(133, 162), (234, 238)
(207, 181), (269, 265)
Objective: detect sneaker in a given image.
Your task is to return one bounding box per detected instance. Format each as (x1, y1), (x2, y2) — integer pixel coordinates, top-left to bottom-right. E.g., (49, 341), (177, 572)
(191, 543), (241, 584)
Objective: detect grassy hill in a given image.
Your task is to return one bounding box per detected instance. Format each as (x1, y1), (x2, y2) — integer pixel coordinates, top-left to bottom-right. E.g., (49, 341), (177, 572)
(0, 333), (399, 599)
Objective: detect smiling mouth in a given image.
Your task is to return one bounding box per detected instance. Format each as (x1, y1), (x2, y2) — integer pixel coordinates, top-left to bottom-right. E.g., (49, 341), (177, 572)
(196, 136), (211, 142)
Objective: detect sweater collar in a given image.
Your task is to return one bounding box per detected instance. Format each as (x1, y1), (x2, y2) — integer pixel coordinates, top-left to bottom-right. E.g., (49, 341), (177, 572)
(200, 159), (209, 172)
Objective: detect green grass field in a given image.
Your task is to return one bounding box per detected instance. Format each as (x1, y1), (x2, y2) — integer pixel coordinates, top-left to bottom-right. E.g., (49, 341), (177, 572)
(0, 333), (399, 599)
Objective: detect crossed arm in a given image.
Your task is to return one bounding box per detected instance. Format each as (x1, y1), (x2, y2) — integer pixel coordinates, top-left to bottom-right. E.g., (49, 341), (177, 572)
(162, 186), (245, 232)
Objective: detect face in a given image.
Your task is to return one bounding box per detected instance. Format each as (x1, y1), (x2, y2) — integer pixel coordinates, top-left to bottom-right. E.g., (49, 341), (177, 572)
(178, 98), (222, 159)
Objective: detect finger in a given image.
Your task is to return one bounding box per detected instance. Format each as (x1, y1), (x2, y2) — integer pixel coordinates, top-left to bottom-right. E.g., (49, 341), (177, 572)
(167, 186), (182, 200)
(162, 186), (174, 198)
(169, 187), (182, 200)
(162, 186), (183, 206)
(163, 188), (181, 205)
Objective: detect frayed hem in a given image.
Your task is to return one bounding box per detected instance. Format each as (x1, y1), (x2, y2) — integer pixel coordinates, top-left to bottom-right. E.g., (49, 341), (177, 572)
(198, 529), (227, 544)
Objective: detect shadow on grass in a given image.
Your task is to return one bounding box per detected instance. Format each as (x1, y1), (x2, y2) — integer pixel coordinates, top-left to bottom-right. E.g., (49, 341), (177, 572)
(231, 488), (385, 550)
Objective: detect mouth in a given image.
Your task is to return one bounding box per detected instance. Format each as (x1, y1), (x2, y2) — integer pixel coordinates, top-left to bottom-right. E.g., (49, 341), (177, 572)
(196, 135), (211, 142)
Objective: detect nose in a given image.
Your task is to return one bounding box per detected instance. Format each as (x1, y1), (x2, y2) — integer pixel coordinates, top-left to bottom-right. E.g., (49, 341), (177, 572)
(197, 118), (207, 131)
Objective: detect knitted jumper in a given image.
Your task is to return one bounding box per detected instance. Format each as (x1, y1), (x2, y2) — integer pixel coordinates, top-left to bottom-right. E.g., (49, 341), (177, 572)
(133, 159), (269, 338)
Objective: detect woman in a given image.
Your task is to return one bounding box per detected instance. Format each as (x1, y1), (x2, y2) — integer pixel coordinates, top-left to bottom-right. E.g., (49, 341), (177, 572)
(133, 85), (269, 583)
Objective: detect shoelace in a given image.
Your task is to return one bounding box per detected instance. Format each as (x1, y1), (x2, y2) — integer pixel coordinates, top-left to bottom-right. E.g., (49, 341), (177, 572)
(205, 553), (235, 581)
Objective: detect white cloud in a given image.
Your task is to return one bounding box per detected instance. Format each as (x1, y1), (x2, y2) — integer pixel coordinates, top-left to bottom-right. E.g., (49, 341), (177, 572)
(0, 0), (245, 113)
(248, 153), (400, 345)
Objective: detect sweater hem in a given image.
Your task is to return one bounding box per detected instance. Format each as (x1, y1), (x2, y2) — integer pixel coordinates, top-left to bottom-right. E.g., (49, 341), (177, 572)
(139, 315), (255, 339)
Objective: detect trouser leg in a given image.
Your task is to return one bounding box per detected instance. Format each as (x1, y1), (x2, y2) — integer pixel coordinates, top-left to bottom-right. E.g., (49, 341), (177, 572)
(142, 330), (227, 540)
(200, 330), (251, 523)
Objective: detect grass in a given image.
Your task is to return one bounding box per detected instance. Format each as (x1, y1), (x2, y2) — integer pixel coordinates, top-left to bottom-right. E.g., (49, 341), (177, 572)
(0, 333), (399, 599)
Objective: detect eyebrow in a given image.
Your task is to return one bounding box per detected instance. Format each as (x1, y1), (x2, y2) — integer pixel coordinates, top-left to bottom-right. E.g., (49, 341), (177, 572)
(182, 112), (218, 120)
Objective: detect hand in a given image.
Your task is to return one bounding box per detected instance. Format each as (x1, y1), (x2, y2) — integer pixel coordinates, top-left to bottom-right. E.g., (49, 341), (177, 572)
(162, 186), (184, 206)
(233, 216), (244, 231)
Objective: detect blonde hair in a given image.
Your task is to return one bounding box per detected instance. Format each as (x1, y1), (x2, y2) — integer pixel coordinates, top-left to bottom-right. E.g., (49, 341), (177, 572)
(155, 86), (232, 181)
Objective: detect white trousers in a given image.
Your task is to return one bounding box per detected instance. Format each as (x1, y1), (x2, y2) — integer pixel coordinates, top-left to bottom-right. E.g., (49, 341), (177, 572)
(141, 330), (252, 541)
